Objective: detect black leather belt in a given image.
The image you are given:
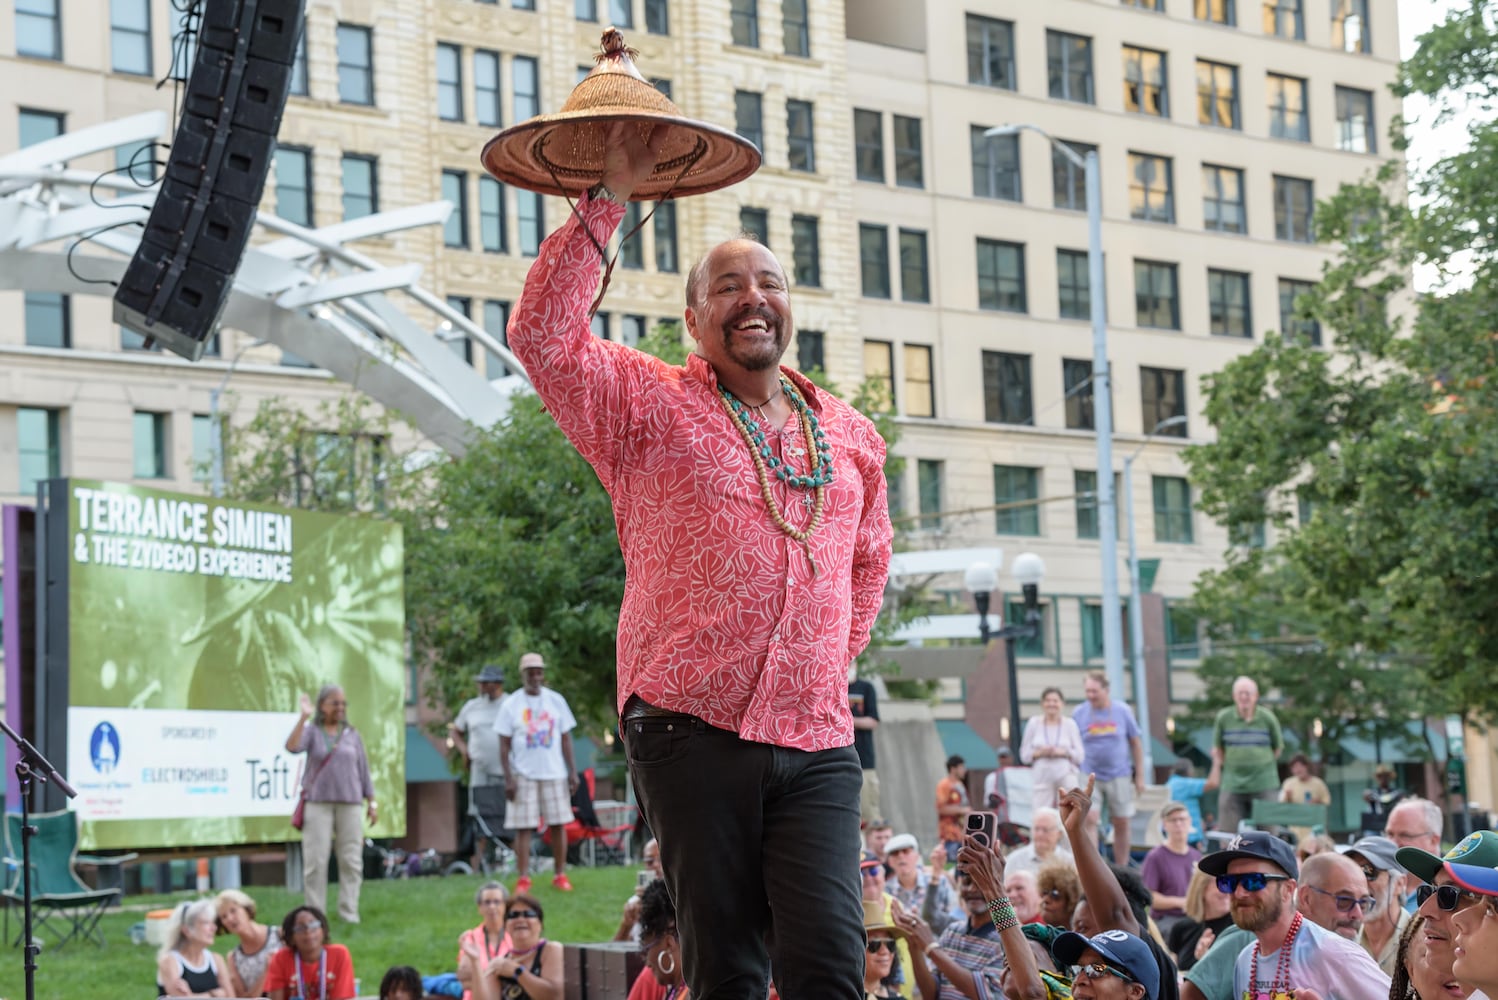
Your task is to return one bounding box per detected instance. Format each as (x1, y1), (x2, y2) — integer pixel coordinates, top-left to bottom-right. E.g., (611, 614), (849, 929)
(621, 694), (679, 721)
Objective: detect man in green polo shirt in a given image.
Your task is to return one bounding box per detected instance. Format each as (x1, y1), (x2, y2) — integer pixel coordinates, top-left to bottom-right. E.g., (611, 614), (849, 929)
(1211, 676), (1283, 836)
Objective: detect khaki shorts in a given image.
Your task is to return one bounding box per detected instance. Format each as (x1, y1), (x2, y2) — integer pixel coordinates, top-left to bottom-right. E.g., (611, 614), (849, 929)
(504, 775), (575, 830)
(1096, 775), (1137, 819)
(859, 768), (881, 823)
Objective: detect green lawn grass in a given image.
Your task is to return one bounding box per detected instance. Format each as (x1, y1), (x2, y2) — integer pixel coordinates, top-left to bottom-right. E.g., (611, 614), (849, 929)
(6, 865), (637, 1000)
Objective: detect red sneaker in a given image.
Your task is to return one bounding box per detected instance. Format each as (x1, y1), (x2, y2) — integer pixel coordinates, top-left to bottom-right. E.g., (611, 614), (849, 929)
(515, 875), (532, 894)
(552, 873), (574, 892)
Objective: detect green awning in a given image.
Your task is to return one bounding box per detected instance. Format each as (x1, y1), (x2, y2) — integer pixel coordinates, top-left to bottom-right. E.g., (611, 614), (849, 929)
(405, 724), (457, 783)
(572, 735), (600, 773)
(936, 720), (998, 770)
(1150, 736), (1179, 765)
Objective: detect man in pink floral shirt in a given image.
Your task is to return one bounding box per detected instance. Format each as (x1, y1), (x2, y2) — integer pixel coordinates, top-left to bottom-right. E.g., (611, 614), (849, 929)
(507, 124), (892, 999)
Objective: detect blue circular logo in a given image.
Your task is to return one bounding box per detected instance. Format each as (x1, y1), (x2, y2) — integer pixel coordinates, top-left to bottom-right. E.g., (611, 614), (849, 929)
(89, 722), (121, 774)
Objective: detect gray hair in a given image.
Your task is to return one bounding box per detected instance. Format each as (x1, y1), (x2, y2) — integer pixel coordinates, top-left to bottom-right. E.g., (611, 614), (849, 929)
(314, 684), (344, 725)
(1031, 806), (1062, 828)
(475, 880), (507, 906)
(159, 898), (218, 961)
(1390, 797), (1443, 837)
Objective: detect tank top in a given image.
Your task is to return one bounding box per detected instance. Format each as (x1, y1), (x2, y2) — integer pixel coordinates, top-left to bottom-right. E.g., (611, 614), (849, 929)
(231, 925), (282, 994)
(157, 948), (220, 995)
(495, 940), (547, 1000)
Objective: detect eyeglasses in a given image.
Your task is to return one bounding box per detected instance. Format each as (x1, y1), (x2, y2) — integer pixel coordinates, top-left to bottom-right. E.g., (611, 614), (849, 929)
(1304, 886), (1376, 913)
(861, 865), (885, 879)
(1417, 883), (1483, 912)
(292, 920), (322, 934)
(866, 939), (896, 954)
(1073, 963), (1137, 985)
(1387, 830), (1435, 845)
(1357, 866), (1378, 882)
(1216, 873), (1291, 894)
(506, 909), (540, 920)
(1044, 889), (1064, 899)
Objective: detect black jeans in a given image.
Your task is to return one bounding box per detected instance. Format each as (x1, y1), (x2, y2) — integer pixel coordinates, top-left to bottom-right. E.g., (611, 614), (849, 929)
(623, 711), (864, 1000)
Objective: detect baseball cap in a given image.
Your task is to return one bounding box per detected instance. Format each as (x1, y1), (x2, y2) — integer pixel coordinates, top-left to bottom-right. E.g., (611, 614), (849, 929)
(885, 834), (919, 855)
(1053, 929), (1161, 999)
(1444, 861), (1498, 896)
(1397, 830), (1498, 883)
(1338, 836), (1406, 874)
(1197, 830), (1299, 879)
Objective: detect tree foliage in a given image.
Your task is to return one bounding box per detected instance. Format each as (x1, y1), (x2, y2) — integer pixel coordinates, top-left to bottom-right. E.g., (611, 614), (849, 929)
(1181, 1), (1498, 739)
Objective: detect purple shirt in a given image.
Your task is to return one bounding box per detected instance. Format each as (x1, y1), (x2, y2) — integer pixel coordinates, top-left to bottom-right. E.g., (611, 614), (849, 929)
(1141, 843), (1202, 919)
(297, 724), (374, 803)
(1072, 701), (1141, 780)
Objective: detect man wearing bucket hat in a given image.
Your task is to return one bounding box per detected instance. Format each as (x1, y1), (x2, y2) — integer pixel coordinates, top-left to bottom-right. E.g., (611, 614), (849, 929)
(1194, 829), (1389, 999)
(449, 664), (509, 866)
(1337, 836), (1409, 975)
(1396, 829), (1498, 1000)
(500, 35), (893, 998)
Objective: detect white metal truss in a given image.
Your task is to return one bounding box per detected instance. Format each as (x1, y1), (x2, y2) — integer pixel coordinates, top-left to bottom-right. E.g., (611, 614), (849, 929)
(0, 111), (532, 456)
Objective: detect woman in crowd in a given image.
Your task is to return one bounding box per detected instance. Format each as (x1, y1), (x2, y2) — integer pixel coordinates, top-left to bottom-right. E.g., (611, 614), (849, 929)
(216, 888), (282, 997)
(1446, 859), (1498, 998)
(467, 893), (564, 1000)
(457, 882), (512, 1000)
(1037, 861), (1082, 930)
(157, 898), (229, 997)
(628, 879), (688, 1000)
(863, 899), (906, 1000)
(285, 684), (376, 924)
(1388, 915), (1464, 1000)
(264, 905), (356, 1000)
(1020, 688), (1085, 812)
(1166, 871), (1233, 972)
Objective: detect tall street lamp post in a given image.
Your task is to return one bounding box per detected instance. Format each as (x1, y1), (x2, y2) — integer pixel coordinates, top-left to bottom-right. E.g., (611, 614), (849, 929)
(985, 125), (1122, 694)
(967, 555), (1046, 760)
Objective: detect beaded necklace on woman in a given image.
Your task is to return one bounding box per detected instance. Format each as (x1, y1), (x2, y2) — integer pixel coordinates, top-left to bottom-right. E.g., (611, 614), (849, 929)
(717, 376), (834, 575)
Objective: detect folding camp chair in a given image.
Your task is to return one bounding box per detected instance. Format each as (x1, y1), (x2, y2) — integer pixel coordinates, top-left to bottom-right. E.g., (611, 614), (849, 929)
(542, 769), (636, 866)
(3, 809), (130, 948)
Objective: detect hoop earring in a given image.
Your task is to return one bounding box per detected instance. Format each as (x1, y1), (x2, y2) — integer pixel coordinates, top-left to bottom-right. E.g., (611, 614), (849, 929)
(657, 949), (676, 976)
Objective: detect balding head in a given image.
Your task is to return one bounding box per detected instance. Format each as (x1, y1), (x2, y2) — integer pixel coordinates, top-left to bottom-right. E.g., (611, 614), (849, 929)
(1298, 852), (1371, 939)
(1385, 798), (1441, 853)
(684, 233), (784, 311)
(1232, 676), (1259, 715)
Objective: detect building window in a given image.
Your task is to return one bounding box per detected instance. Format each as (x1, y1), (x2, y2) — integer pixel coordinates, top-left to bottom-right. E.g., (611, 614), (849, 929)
(734, 90), (764, 150)
(982, 351), (1033, 425)
(977, 239), (1027, 313)
(1057, 248), (1092, 320)
(1263, 0), (1304, 40)
(518, 190), (543, 256)
(577, 0), (597, 20)
(854, 109), (884, 182)
(590, 312), (610, 342)
(899, 229), (930, 304)
(274, 145), (313, 226)
(966, 14), (1016, 90)
(1074, 471), (1122, 540)
(1167, 603), (1202, 658)
(133, 411), (167, 479)
(191, 414), (214, 482)
(16, 0), (61, 59)
(110, 0), (151, 75)
(1202, 164), (1246, 234)
(337, 24), (374, 105)
(1274, 175), (1314, 242)
(290, 22), (308, 95)
(1268, 73), (1309, 141)
(917, 460), (943, 531)
(1063, 358), (1095, 430)
(513, 56), (539, 121)
(650, 77), (672, 99)
(904, 344), (935, 418)
(1140, 366), (1188, 436)
(654, 201), (678, 272)
(1333, 0), (1370, 53)
(1123, 46), (1168, 117)
(1196, 60), (1239, 128)
(1153, 476), (1195, 542)
(783, 0), (809, 57)
(1195, 0), (1235, 24)
(1134, 259), (1180, 329)
(1129, 152), (1174, 224)
(791, 214), (820, 287)
(514, 0), (535, 11)
(972, 127), (1021, 201)
(483, 300), (511, 378)
(341, 155), (378, 220)
(18, 107), (63, 148)
(892, 115), (923, 188)
(886, 469), (905, 521)
(169, 3), (195, 79)
(797, 330), (825, 373)
(1336, 86), (1375, 153)
(786, 99), (815, 172)
(730, 0), (758, 47)
(445, 297), (474, 363)
(993, 466), (1041, 536)
(18, 407), (61, 493)
(1122, 0), (1164, 8)
(620, 202), (645, 269)
(608, 0), (632, 27)
(442, 170), (468, 248)
(646, 0), (669, 35)
(480, 176), (506, 253)
(1208, 268), (1252, 337)
(1047, 30), (1094, 104)
(740, 206), (769, 241)
(437, 43), (463, 121)
(1278, 278), (1321, 345)
(618, 315), (646, 347)
(24, 292), (69, 348)
(864, 340), (895, 410)
(1053, 140), (1096, 211)
(859, 224), (890, 299)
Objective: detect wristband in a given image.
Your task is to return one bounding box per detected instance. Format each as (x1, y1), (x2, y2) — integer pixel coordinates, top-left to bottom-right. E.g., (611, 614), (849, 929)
(925, 941), (942, 957)
(987, 896), (1019, 932)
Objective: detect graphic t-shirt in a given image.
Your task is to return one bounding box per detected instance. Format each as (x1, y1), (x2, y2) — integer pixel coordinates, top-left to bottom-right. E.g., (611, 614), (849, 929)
(1212, 707), (1283, 794)
(1072, 702), (1141, 781)
(848, 679), (879, 769)
(262, 944), (355, 1000)
(493, 688), (577, 780)
(1231, 917), (1391, 1000)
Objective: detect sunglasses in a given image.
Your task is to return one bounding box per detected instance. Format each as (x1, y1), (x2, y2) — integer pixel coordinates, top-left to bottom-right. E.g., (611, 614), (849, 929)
(506, 909), (540, 920)
(1357, 866), (1378, 882)
(861, 865), (885, 879)
(1073, 962), (1136, 984)
(1216, 872), (1291, 894)
(1044, 889), (1065, 899)
(1417, 884), (1483, 911)
(1304, 886), (1376, 913)
(866, 939), (896, 954)
(292, 920), (322, 934)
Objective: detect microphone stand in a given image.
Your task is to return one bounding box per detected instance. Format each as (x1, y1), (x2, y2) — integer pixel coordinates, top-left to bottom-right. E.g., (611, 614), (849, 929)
(0, 717), (76, 1000)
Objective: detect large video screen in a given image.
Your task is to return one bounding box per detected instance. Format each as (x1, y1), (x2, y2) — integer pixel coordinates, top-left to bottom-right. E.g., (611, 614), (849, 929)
(61, 480), (406, 850)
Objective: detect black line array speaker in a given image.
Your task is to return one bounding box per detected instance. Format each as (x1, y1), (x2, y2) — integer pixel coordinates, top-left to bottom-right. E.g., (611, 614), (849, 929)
(114, 0), (305, 361)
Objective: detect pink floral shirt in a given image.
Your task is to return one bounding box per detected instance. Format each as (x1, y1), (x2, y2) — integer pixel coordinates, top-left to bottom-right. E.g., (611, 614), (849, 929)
(508, 197), (893, 751)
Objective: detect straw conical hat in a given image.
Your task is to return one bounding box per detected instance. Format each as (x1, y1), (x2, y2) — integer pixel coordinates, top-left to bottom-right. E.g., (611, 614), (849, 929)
(480, 28), (761, 201)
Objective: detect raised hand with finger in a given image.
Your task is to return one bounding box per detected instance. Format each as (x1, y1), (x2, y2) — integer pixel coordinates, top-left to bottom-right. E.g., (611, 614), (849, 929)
(1058, 773), (1096, 838)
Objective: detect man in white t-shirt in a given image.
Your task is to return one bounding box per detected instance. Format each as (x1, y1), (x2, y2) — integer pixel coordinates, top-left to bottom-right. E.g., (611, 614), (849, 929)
(493, 652), (579, 894)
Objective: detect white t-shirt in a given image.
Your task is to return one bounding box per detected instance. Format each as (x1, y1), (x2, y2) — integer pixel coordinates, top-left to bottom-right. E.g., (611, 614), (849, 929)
(453, 695), (504, 782)
(492, 687), (576, 781)
(1232, 916), (1391, 1000)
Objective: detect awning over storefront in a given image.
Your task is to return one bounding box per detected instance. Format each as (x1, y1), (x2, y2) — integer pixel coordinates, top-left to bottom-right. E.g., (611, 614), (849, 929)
(936, 720), (999, 770)
(405, 724), (456, 783)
